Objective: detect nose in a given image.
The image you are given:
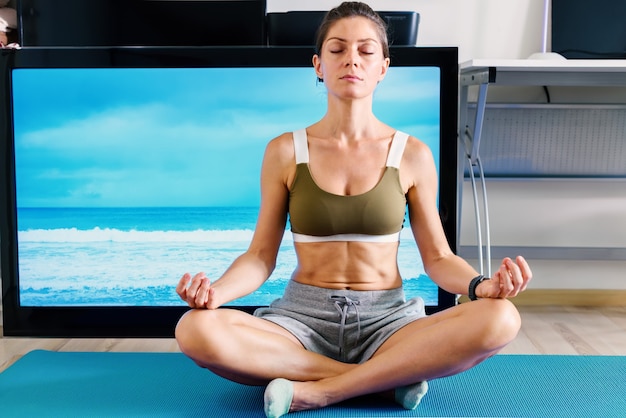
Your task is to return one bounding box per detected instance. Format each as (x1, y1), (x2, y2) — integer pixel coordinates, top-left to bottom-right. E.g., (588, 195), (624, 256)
(345, 49), (359, 67)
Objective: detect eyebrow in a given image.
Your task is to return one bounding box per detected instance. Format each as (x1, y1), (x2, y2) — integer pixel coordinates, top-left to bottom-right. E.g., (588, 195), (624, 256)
(326, 37), (379, 44)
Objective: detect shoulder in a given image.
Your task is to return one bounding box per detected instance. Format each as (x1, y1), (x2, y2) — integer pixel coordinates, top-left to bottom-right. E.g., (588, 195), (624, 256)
(263, 132), (295, 164)
(261, 132), (298, 188)
(402, 134), (435, 167)
(398, 134), (437, 192)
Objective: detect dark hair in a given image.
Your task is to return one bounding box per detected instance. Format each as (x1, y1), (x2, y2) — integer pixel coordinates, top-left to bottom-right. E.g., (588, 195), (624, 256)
(315, 2), (390, 59)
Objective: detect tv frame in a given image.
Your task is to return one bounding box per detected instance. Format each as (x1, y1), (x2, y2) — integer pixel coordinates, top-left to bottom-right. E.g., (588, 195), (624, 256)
(0, 46), (459, 337)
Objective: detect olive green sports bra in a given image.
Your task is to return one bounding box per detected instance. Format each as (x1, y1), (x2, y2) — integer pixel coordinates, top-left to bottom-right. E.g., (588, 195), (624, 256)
(288, 129), (408, 243)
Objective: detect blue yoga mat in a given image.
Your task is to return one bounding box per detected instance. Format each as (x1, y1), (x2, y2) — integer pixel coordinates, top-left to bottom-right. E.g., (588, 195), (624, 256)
(1, 350), (624, 417)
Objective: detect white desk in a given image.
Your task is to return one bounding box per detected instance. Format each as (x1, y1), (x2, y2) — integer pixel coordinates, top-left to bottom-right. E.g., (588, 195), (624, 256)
(458, 59), (626, 275)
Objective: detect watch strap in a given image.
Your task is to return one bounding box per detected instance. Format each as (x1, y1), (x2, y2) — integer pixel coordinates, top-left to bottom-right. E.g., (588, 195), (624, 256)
(468, 274), (489, 301)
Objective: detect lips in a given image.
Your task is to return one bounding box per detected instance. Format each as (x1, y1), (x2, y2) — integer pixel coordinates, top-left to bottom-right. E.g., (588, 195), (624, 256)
(341, 74), (362, 81)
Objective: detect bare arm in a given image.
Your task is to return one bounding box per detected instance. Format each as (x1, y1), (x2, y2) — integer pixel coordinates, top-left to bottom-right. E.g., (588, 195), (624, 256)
(403, 137), (532, 298)
(177, 134), (294, 308)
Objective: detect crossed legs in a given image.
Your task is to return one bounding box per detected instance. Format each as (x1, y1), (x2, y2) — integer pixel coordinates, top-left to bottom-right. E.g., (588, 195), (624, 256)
(175, 297), (521, 414)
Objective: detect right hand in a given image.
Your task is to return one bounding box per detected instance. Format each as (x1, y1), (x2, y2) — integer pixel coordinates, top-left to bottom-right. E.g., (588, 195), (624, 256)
(176, 272), (218, 309)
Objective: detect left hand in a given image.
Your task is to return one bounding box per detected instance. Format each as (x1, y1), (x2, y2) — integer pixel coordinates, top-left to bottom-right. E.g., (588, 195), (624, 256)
(476, 256), (532, 299)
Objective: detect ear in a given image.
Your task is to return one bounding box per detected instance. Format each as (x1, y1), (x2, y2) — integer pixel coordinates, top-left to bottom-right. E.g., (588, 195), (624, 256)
(378, 57), (390, 82)
(312, 54), (324, 80)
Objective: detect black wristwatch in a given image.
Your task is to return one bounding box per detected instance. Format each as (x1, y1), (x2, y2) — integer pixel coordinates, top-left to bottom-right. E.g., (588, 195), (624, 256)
(468, 274), (490, 301)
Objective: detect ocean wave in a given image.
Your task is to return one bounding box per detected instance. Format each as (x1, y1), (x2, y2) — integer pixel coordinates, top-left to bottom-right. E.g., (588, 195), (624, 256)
(17, 227), (265, 243)
(18, 227), (416, 244)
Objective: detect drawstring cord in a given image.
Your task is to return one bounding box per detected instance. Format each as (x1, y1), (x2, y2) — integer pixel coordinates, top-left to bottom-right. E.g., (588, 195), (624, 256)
(330, 295), (361, 361)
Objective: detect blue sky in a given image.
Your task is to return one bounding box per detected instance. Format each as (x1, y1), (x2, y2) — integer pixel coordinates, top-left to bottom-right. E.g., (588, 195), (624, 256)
(13, 66), (440, 207)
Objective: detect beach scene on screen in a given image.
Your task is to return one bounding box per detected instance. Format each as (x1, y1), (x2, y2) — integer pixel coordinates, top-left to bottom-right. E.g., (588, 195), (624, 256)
(12, 65), (441, 307)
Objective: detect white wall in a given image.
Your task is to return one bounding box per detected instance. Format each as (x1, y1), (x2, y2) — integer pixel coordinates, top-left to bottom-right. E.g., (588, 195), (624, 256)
(460, 180), (626, 290)
(268, 0), (548, 62)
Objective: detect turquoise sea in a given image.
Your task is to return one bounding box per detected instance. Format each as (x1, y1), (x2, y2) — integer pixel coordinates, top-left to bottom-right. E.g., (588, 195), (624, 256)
(17, 207), (438, 307)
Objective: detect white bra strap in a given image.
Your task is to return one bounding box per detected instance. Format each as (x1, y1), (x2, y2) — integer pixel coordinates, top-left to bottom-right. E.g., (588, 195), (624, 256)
(386, 131), (409, 168)
(293, 129), (309, 164)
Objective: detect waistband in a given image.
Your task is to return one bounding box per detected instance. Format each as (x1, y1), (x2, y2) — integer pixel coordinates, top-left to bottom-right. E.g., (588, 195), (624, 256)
(283, 280), (406, 308)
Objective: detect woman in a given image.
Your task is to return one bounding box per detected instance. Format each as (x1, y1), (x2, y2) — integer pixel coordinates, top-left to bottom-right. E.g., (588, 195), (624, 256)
(175, 2), (532, 417)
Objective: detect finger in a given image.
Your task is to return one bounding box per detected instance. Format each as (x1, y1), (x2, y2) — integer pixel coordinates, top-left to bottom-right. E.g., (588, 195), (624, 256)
(516, 255), (533, 291)
(206, 287), (217, 309)
(186, 272), (206, 299)
(497, 257), (515, 294)
(182, 272), (207, 308)
(194, 277), (211, 308)
(503, 256), (532, 297)
(505, 258), (525, 295)
(498, 262), (514, 297)
(176, 273), (192, 298)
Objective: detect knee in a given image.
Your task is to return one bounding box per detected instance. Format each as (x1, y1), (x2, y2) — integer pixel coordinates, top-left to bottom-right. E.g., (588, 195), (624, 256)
(476, 298), (521, 349)
(175, 309), (221, 363)
(175, 309), (200, 355)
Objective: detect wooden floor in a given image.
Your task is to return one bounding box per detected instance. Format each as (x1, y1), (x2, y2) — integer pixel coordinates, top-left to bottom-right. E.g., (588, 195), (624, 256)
(1, 305), (625, 373)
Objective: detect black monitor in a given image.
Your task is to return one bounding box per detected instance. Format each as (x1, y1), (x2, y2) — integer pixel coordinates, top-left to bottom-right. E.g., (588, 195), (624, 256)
(552, 0), (626, 59)
(0, 45), (458, 337)
(267, 11), (419, 46)
(17, 0), (267, 46)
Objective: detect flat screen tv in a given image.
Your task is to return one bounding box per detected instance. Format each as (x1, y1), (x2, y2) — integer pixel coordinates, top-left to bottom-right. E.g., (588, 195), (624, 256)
(0, 46), (459, 337)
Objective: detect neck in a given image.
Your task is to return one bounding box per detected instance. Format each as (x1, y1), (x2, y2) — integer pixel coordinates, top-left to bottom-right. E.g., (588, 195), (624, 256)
(318, 95), (381, 141)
